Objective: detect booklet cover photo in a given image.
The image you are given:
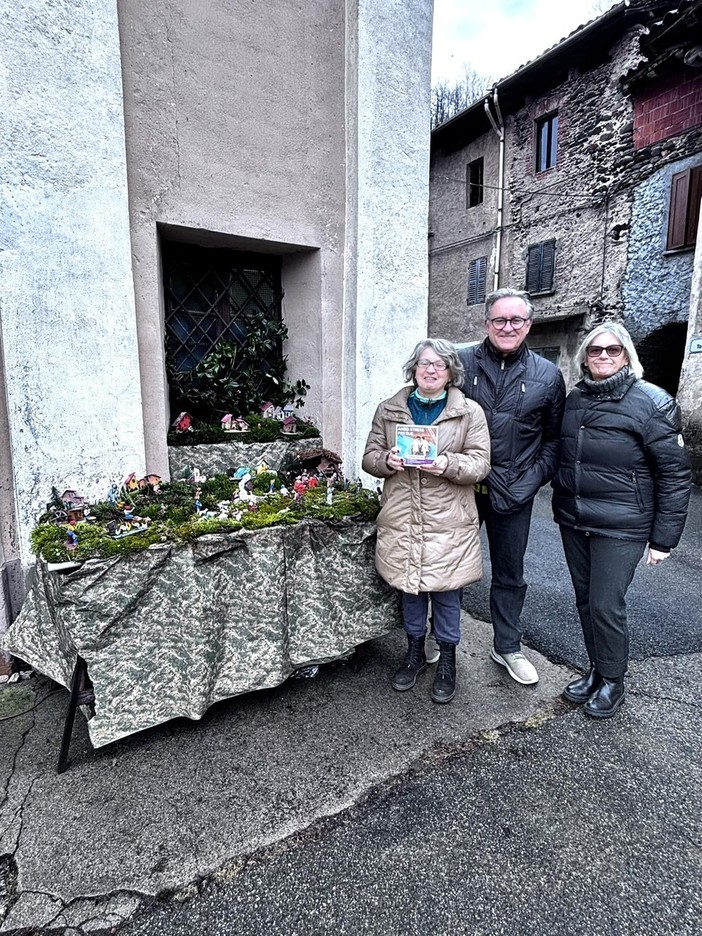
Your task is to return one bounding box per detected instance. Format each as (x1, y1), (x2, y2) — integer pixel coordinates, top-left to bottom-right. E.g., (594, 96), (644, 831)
(395, 425), (439, 467)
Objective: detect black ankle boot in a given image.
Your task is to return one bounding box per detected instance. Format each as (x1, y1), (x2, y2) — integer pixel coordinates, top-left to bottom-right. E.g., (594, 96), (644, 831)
(584, 676), (625, 719)
(391, 635), (427, 691)
(562, 666), (602, 704)
(431, 642), (456, 704)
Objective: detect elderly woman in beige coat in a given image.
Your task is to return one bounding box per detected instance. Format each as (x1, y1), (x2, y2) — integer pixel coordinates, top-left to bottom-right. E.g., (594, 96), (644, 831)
(362, 338), (490, 704)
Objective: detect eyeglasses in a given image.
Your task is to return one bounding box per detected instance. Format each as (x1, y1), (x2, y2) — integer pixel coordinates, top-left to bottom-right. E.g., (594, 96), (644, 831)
(417, 359), (449, 372)
(487, 317), (528, 330)
(586, 344), (624, 358)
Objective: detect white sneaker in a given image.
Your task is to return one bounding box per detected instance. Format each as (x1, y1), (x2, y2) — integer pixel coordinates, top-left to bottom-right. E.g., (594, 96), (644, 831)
(425, 633), (441, 664)
(490, 648), (539, 685)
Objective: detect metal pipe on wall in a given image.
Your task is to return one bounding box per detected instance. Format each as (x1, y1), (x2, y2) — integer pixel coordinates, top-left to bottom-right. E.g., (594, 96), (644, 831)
(484, 88), (505, 292)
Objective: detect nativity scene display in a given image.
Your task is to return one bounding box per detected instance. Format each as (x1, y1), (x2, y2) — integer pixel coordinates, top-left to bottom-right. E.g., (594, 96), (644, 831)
(33, 449), (379, 565)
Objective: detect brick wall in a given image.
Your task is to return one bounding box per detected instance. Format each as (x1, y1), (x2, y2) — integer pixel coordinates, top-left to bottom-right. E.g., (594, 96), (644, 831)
(633, 74), (702, 149)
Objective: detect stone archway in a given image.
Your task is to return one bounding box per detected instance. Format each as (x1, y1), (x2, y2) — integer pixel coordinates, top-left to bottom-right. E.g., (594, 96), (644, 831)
(635, 322), (688, 396)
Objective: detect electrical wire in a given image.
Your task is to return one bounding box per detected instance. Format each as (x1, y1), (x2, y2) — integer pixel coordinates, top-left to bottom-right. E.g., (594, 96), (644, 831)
(433, 175), (604, 200)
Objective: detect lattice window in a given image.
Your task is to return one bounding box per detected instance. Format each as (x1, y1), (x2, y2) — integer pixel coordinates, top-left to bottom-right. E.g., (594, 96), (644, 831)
(163, 243), (283, 375)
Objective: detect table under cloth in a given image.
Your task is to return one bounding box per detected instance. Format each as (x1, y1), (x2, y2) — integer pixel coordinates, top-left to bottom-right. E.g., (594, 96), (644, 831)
(4, 519), (400, 748)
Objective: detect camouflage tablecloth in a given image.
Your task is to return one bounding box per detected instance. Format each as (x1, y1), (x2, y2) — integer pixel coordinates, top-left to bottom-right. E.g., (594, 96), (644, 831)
(4, 520), (400, 747)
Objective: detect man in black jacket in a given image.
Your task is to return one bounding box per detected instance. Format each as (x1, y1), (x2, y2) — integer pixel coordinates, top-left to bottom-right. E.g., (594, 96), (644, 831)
(458, 288), (565, 685)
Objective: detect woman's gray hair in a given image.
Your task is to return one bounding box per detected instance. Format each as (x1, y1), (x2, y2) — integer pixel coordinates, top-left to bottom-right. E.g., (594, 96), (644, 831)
(575, 321), (643, 380)
(402, 338), (465, 387)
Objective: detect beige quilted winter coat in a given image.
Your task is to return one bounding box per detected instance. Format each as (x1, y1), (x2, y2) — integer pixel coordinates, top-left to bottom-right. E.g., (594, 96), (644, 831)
(362, 386), (491, 594)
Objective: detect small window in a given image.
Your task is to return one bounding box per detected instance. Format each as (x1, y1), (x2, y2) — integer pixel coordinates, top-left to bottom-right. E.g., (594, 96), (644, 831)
(535, 112), (558, 172)
(466, 158), (484, 208)
(467, 256), (488, 305)
(530, 346), (560, 365)
(525, 239), (556, 295)
(666, 166), (702, 251)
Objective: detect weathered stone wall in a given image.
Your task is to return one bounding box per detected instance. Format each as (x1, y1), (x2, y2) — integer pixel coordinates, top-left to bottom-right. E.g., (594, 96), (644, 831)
(429, 19), (702, 422)
(429, 130), (501, 342)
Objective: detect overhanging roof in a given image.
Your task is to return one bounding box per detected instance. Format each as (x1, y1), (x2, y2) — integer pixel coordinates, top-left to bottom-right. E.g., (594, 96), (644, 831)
(431, 0), (680, 155)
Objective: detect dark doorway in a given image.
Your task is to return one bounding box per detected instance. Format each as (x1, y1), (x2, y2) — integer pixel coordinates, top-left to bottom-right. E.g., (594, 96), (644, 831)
(635, 322), (687, 396)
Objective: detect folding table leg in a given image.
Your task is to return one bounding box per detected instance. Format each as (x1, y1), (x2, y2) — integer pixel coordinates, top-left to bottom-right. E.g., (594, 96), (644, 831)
(57, 655), (93, 774)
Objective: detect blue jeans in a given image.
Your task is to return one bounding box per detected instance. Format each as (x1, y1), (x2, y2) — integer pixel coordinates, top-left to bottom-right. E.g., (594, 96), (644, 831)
(476, 493), (534, 655)
(560, 526), (646, 678)
(402, 590), (462, 645)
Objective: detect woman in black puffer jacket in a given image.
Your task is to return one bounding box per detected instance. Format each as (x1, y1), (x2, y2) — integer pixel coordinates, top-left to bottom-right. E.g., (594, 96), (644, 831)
(552, 322), (691, 718)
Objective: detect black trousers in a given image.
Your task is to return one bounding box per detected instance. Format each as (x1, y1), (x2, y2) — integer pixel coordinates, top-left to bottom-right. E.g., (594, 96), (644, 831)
(476, 493), (534, 654)
(559, 526), (646, 679)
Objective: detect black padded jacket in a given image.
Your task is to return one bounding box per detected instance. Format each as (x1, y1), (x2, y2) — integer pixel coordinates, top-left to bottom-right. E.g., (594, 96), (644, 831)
(551, 370), (691, 549)
(458, 339), (566, 514)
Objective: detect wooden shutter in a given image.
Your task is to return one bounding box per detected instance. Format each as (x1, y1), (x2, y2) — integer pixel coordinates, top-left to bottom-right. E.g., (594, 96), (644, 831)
(541, 239), (556, 291)
(525, 240), (556, 294)
(467, 257), (487, 305)
(526, 243), (542, 293)
(668, 170), (691, 250)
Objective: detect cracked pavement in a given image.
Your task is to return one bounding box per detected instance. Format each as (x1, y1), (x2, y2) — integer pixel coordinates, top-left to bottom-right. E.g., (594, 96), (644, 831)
(1, 487), (700, 934)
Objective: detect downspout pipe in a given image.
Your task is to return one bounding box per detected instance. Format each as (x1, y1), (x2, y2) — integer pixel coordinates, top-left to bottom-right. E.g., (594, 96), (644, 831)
(484, 88), (505, 292)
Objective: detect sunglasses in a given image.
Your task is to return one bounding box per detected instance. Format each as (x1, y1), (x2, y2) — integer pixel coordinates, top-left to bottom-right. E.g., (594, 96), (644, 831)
(586, 344), (624, 358)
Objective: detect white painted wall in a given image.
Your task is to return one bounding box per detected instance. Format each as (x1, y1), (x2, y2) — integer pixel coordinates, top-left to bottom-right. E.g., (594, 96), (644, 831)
(345, 0), (433, 480)
(0, 0), (146, 566)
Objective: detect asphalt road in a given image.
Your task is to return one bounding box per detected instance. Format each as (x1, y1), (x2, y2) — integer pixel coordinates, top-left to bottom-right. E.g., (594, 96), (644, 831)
(463, 484), (702, 671)
(118, 653), (702, 936)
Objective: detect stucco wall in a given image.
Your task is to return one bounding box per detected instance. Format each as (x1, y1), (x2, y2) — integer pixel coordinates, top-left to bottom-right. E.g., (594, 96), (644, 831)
(624, 156), (697, 340)
(0, 0), (145, 572)
(118, 0), (350, 475)
(118, 0), (432, 481)
(349, 0), (433, 479)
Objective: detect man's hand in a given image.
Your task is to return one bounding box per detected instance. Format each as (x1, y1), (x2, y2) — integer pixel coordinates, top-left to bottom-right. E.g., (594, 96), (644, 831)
(646, 547), (670, 566)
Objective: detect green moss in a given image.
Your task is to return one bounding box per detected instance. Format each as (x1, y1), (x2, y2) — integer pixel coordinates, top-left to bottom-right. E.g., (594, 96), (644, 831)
(31, 479), (380, 562)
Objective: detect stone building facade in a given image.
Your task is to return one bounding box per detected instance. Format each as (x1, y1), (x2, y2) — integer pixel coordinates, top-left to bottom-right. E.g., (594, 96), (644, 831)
(0, 0), (433, 670)
(429, 0), (702, 460)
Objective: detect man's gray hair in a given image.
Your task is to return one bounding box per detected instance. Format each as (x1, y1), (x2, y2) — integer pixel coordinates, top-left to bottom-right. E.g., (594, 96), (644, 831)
(574, 321), (644, 380)
(402, 338), (465, 387)
(485, 288), (534, 320)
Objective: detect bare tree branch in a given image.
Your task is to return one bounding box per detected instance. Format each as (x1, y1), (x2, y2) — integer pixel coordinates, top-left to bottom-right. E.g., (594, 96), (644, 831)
(431, 65), (493, 130)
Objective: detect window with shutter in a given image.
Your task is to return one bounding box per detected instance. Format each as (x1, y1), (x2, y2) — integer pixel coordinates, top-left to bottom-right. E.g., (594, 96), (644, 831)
(666, 166), (702, 251)
(525, 239), (556, 295)
(467, 257), (488, 305)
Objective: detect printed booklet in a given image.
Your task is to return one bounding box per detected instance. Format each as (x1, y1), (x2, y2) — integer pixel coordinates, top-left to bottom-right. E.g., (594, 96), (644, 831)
(396, 424), (439, 467)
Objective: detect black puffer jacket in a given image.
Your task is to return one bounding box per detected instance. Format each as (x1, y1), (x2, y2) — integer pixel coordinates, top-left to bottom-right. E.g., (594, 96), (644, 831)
(552, 369), (691, 549)
(458, 339), (566, 513)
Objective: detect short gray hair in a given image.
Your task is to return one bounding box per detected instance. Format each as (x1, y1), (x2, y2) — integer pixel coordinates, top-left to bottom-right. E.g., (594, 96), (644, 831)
(402, 338), (465, 387)
(575, 321), (643, 380)
(485, 288), (534, 320)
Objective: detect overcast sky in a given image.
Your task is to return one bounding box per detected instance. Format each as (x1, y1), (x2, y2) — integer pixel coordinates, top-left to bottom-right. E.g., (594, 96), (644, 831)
(431, 0), (618, 86)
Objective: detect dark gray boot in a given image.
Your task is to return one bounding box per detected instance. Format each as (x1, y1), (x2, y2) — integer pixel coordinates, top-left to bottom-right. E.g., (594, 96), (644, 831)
(391, 635), (427, 691)
(431, 642), (456, 704)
